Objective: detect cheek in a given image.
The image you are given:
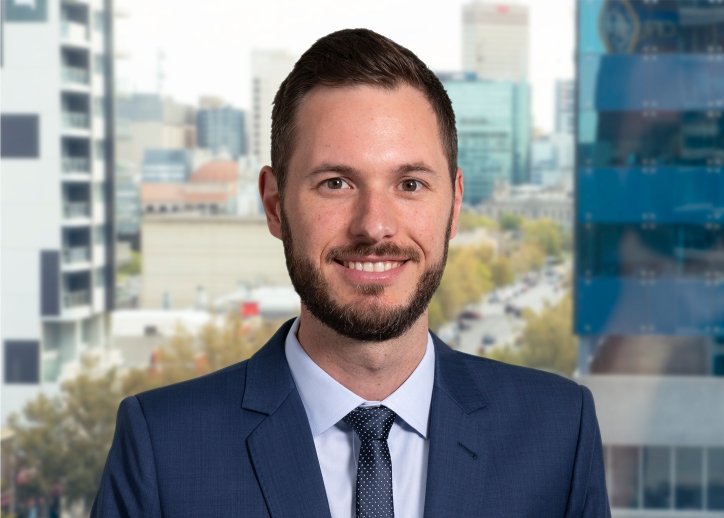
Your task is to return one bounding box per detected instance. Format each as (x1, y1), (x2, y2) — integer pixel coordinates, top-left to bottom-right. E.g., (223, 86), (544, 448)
(289, 196), (350, 254)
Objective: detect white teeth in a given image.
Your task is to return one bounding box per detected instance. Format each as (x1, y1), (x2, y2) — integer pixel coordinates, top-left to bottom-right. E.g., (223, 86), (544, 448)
(342, 260), (403, 271)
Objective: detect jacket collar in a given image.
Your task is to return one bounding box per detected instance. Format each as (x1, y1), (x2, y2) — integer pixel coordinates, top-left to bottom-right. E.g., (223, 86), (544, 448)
(431, 331), (487, 413)
(242, 321), (487, 417)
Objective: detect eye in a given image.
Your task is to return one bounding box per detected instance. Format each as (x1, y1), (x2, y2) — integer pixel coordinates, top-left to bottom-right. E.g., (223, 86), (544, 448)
(400, 179), (421, 192)
(325, 178), (348, 190)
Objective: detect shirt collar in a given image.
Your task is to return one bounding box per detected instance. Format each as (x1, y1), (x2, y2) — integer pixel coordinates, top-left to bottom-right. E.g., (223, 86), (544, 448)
(284, 317), (435, 439)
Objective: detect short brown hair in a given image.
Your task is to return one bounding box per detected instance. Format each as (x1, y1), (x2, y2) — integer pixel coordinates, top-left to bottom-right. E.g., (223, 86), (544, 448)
(270, 28), (458, 197)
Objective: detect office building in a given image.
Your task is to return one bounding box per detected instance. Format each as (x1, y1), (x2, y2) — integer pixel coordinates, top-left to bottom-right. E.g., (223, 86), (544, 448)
(196, 96), (248, 159)
(439, 72), (530, 204)
(555, 79), (575, 134)
(1, 0), (115, 423)
(576, 1), (724, 514)
(141, 215), (291, 310)
(462, 0), (529, 82)
(250, 50), (297, 167)
(479, 183), (572, 228)
(141, 149), (194, 183)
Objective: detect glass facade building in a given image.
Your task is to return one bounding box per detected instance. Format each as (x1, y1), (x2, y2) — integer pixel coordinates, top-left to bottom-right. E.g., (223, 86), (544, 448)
(439, 73), (530, 205)
(576, 0), (724, 352)
(196, 106), (248, 159)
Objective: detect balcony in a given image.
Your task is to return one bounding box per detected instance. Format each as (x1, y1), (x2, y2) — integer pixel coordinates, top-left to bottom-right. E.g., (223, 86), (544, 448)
(62, 157), (90, 174)
(63, 202), (90, 219)
(62, 66), (89, 86)
(63, 246), (90, 265)
(60, 20), (88, 44)
(62, 111), (90, 130)
(63, 290), (90, 309)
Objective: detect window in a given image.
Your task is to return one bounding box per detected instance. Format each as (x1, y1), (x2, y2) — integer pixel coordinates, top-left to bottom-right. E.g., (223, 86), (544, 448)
(4, 0), (48, 21)
(1, 114), (39, 158)
(94, 224), (106, 246)
(710, 448), (724, 510)
(611, 446), (640, 509)
(93, 10), (104, 32)
(93, 182), (105, 205)
(644, 446), (672, 509)
(93, 96), (105, 118)
(675, 447), (702, 510)
(95, 266), (105, 288)
(95, 139), (105, 161)
(4, 341), (40, 384)
(94, 53), (105, 75)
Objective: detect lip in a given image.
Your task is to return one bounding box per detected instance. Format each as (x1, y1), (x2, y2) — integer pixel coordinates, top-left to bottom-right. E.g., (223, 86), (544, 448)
(334, 258), (409, 284)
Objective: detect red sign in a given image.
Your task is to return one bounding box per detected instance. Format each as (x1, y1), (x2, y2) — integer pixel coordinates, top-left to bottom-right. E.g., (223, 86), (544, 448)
(241, 301), (259, 317)
(496, 5), (510, 13)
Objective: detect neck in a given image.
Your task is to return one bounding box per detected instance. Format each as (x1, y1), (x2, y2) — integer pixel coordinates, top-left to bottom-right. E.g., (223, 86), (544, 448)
(295, 308), (429, 401)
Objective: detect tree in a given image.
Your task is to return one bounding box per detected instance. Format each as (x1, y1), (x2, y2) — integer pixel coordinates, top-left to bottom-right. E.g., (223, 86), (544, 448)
(9, 316), (278, 515)
(499, 212), (524, 232)
(8, 359), (125, 515)
(484, 294), (578, 377)
(523, 219), (563, 258)
(429, 244), (494, 330)
(457, 212), (498, 233)
(511, 242), (546, 274)
(490, 256), (515, 288)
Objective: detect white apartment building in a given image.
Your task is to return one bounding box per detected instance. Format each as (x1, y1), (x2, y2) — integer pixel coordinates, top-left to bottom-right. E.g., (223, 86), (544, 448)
(462, 0), (529, 82)
(250, 50), (297, 168)
(1, 0), (115, 423)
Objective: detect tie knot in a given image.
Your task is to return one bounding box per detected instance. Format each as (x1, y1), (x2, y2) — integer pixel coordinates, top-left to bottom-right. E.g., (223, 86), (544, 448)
(343, 406), (397, 441)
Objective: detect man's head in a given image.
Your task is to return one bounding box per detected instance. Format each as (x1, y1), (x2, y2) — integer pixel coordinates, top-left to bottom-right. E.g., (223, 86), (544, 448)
(260, 29), (463, 341)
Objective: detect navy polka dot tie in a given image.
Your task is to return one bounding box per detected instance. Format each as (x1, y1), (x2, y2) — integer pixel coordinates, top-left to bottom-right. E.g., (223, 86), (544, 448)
(343, 406), (397, 518)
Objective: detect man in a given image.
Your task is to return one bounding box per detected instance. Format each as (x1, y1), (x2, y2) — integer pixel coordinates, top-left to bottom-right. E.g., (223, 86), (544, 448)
(92, 29), (610, 517)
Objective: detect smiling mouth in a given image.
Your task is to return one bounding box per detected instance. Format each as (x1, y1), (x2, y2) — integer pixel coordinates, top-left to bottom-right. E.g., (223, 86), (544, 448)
(336, 260), (406, 272)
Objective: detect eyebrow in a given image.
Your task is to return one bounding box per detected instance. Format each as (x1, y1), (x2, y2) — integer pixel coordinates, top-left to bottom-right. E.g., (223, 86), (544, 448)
(306, 162), (440, 178)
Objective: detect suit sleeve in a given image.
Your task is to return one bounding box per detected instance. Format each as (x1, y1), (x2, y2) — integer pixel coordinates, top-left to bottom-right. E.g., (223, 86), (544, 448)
(90, 396), (163, 518)
(564, 385), (611, 518)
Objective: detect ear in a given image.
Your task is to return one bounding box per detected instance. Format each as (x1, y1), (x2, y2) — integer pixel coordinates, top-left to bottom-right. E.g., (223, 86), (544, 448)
(449, 167), (464, 239)
(259, 166), (283, 240)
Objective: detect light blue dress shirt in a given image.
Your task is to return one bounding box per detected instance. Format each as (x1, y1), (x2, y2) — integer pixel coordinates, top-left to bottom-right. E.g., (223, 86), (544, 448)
(285, 317), (435, 518)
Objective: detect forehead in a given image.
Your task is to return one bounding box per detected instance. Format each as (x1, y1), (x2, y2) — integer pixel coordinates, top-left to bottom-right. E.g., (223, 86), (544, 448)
(289, 83), (446, 170)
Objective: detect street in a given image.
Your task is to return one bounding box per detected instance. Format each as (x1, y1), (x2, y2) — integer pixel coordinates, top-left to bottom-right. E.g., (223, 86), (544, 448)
(443, 263), (570, 357)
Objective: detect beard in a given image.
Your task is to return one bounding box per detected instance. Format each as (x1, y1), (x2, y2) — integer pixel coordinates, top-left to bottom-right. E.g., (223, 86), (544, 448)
(281, 207), (452, 342)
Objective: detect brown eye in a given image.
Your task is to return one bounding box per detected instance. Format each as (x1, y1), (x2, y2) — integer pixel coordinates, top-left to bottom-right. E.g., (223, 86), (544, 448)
(326, 178), (344, 189)
(401, 180), (420, 192)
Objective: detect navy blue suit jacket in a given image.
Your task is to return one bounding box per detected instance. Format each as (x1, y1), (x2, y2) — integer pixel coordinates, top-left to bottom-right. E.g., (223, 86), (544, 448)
(91, 319), (610, 517)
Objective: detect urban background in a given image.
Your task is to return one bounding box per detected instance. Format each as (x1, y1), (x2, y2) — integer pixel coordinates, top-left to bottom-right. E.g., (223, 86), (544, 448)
(1, 0), (723, 516)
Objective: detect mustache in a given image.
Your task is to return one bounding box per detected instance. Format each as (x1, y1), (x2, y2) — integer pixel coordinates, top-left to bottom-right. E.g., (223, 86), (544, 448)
(325, 242), (422, 264)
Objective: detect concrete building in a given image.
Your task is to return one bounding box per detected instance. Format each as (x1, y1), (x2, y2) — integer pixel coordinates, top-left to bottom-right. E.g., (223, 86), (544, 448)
(439, 72), (530, 204)
(479, 183), (573, 228)
(555, 79), (575, 135)
(531, 133), (574, 189)
(250, 50), (297, 167)
(141, 148), (193, 183)
(140, 159), (239, 215)
(1, 0), (115, 423)
(196, 96), (247, 159)
(141, 215), (291, 309)
(462, 0), (529, 82)
(577, 1), (724, 514)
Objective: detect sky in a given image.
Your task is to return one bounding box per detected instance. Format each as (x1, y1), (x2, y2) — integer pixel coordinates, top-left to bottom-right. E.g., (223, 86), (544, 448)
(115, 0), (575, 133)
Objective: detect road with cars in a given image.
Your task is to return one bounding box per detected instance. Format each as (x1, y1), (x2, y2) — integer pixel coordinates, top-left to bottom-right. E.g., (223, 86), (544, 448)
(440, 263), (570, 357)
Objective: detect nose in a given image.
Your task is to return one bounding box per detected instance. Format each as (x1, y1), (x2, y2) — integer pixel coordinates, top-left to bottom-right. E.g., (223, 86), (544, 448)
(348, 188), (397, 243)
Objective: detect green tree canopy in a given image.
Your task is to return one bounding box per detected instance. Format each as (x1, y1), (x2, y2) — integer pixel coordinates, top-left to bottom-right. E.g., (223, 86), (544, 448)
(499, 212), (524, 232)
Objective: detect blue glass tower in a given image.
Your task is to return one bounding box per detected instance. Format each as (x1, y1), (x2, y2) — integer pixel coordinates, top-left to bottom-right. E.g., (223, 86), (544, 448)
(439, 73), (530, 205)
(576, 0), (724, 368)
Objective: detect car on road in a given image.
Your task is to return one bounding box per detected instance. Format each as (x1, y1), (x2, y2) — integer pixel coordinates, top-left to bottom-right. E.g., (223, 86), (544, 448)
(504, 303), (523, 318)
(481, 334), (496, 345)
(458, 310), (482, 320)
(458, 320), (471, 331)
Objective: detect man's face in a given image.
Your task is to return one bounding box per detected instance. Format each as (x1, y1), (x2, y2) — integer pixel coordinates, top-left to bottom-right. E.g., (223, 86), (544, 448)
(265, 84), (463, 341)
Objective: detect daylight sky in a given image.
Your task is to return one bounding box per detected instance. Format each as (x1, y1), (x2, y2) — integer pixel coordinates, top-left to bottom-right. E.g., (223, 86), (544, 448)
(115, 0), (575, 132)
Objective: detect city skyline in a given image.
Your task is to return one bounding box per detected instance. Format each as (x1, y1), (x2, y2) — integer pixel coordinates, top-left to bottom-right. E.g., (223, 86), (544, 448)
(115, 0), (574, 134)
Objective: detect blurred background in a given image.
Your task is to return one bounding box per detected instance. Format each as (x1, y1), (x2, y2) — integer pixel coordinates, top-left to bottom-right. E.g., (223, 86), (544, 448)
(1, 0), (723, 516)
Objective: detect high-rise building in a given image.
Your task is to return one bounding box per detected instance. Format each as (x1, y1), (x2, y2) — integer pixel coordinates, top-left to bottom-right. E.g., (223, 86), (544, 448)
(250, 50), (297, 167)
(439, 73), (530, 205)
(576, 1), (724, 514)
(462, 1), (529, 82)
(554, 79), (575, 135)
(1, 0), (115, 422)
(196, 97), (248, 159)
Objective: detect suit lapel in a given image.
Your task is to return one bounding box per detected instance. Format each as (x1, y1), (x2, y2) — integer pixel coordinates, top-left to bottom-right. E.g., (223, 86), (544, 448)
(424, 336), (492, 517)
(242, 320), (332, 518)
